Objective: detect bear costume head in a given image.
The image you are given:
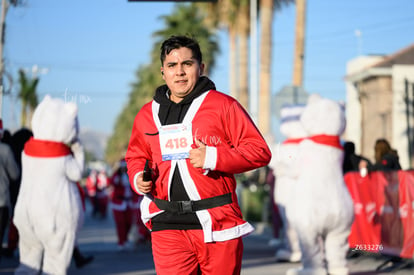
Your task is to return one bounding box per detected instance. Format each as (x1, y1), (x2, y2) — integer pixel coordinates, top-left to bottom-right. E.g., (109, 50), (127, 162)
(31, 95), (79, 144)
(300, 94), (346, 137)
(268, 104), (307, 170)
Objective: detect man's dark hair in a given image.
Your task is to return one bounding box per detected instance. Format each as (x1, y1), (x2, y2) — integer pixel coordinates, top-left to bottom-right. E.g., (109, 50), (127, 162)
(160, 35), (203, 66)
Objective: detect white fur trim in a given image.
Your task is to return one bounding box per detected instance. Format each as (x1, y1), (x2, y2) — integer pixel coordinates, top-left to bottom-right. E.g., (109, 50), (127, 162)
(177, 159), (215, 242)
(211, 222), (254, 242)
(177, 160), (201, 200)
(203, 146), (217, 170)
(182, 91), (209, 124)
(167, 160), (178, 199)
(133, 172), (145, 195)
(152, 102), (161, 129)
(151, 91), (209, 129)
(196, 209), (213, 242)
(140, 196), (164, 225)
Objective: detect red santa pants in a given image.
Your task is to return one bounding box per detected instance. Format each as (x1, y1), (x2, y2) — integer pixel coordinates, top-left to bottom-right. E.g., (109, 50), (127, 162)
(151, 229), (243, 275)
(112, 208), (136, 245)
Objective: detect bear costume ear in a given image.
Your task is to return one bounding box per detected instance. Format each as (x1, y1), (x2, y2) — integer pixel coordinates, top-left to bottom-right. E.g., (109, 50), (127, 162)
(338, 100), (346, 112)
(43, 94), (52, 101)
(307, 93), (321, 105)
(31, 95), (52, 133)
(65, 101), (78, 117)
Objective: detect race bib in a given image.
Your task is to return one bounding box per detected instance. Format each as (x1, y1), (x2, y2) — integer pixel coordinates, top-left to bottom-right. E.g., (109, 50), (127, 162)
(159, 123), (193, 161)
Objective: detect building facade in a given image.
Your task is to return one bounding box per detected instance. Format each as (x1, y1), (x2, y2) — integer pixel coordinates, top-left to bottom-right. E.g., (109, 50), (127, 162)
(345, 44), (414, 169)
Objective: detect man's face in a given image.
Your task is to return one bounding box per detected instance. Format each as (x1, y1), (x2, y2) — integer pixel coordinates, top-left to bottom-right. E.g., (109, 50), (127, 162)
(161, 47), (204, 103)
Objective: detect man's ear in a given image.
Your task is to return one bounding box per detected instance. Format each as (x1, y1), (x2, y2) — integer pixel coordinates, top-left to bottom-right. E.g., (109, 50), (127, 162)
(199, 63), (205, 76)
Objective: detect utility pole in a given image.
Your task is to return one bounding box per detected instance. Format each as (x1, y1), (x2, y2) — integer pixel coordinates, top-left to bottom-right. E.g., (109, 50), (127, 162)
(406, 78), (413, 168)
(0, 0), (19, 120)
(0, 0), (9, 119)
(0, 0), (18, 119)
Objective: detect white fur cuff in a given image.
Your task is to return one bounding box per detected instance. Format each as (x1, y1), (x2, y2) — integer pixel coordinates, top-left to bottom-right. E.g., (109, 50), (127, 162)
(203, 146), (217, 170)
(133, 172), (145, 195)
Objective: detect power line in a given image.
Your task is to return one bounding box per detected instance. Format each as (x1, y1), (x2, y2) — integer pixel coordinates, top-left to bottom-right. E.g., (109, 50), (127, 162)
(275, 16), (414, 46)
(10, 61), (135, 73)
(36, 91), (129, 99)
(9, 16), (414, 74)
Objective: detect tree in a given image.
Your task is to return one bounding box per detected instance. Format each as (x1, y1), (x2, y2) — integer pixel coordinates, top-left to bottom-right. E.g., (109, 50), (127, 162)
(153, 4), (219, 75)
(105, 3), (219, 165)
(200, 0), (294, 127)
(236, 0), (251, 110)
(0, 0), (22, 117)
(292, 0), (306, 87)
(258, 0), (294, 136)
(17, 69), (38, 128)
(195, 0), (240, 99)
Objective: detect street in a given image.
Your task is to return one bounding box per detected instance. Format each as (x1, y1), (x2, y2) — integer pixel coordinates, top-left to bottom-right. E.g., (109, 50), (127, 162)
(1, 202), (413, 275)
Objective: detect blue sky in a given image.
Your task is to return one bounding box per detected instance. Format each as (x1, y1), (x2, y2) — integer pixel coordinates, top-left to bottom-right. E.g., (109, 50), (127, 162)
(2, 0), (414, 137)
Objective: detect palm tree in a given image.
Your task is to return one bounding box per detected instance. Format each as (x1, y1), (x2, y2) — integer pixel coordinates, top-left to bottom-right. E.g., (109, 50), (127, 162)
(17, 69), (38, 128)
(153, 4), (219, 75)
(105, 3), (219, 164)
(105, 64), (159, 164)
(258, 0), (294, 136)
(195, 0), (239, 99)
(201, 0), (249, 108)
(237, 0), (251, 110)
(200, 0), (294, 131)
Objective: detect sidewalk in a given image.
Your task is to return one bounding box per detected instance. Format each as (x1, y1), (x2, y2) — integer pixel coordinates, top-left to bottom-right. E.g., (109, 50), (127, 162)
(1, 203), (413, 274)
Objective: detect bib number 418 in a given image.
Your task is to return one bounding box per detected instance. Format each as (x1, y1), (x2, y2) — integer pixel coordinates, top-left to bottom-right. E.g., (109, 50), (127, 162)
(165, 137), (188, 149)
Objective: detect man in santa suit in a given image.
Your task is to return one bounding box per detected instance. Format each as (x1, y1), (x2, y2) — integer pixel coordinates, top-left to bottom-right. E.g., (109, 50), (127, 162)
(95, 169), (109, 219)
(109, 159), (144, 251)
(85, 170), (98, 217)
(125, 35), (271, 274)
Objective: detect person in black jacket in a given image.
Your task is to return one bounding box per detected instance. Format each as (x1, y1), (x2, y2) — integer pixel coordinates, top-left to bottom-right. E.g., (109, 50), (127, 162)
(342, 141), (372, 175)
(0, 124), (19, 261)
(372, 138), (401, 171)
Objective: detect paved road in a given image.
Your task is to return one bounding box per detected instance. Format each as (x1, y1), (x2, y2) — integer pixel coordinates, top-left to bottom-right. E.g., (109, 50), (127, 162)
(1, 204), (413, 275)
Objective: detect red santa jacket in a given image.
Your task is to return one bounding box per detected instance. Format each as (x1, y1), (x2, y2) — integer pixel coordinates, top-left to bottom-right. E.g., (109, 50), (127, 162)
(109, 169), (141, 211)
(85, 170), (97, 197)
(125, 90), (271, 243)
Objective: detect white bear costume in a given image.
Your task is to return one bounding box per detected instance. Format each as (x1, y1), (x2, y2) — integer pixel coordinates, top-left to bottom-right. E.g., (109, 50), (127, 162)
(271, 104), (306, 262)
(14, 95), (84, 275)
(287, 95), (354, 275)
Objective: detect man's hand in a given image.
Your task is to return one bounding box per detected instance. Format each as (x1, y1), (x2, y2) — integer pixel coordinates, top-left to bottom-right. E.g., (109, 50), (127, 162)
(359, 160), (368, 170)
(136, 173), (152, 194)
(189, 139), (206, 168)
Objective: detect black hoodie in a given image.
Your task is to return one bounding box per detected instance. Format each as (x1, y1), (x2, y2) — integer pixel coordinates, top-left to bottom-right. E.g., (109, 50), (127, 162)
(154, 76), (216, 125)
(151, 76), (216, 231)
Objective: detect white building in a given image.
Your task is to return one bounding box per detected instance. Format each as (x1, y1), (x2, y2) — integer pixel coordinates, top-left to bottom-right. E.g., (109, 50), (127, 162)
(344, 44), (414, 169)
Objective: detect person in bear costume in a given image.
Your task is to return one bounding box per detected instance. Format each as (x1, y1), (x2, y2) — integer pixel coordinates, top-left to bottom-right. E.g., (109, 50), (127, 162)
(270, 104), (306, 262)
(287, 94), (354, 275)
(14, 95), (85, 275)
